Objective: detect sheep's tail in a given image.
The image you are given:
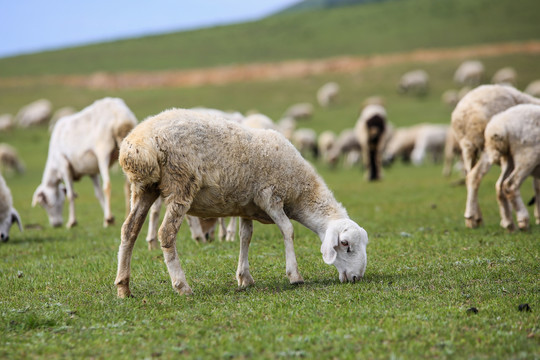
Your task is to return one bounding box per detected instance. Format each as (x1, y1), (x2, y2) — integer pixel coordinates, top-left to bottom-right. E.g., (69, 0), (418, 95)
(119, 136), (161, 187)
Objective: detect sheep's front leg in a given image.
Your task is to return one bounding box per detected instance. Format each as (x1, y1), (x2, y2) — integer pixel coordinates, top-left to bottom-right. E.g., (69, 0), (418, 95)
(464, 152), (492, 228)
(159, 203), (192, 295)
(146, 197), (162, 250)
(503, 164), (532, 230)
(60, 163), (78, 228)
(96, 154), (114, 227)
(495, 157), (515, 231)
(533, 178), (540, 225)
(236, 218), (255, 287)
(115, 188), (158, 298)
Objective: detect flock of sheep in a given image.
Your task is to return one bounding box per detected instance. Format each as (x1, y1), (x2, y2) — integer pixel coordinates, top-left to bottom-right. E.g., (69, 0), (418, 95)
(0, 59), (539, 296)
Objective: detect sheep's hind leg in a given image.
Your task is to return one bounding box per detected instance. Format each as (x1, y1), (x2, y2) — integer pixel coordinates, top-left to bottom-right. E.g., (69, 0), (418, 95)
(495, 157), (515, 231)
(503, 163), (532, 230)
(115, 187), (158, 298)
(236, 218), (255, 288)
(146, 197), (162, 250)
(159, 202), (193, 295)
(464, 152), (492, 228)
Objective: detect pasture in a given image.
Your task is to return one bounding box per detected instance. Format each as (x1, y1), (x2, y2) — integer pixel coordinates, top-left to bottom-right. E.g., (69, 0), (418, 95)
(0, 51), (539, 358)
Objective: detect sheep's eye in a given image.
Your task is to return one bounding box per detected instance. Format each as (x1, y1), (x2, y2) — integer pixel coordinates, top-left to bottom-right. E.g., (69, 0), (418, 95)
(340, 240), (349, 246)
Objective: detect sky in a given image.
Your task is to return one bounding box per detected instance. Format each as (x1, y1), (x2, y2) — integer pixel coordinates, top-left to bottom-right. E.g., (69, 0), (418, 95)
(0, 0), (299, 58)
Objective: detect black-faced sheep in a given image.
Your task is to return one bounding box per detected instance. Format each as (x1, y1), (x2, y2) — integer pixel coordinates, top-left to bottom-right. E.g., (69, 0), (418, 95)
(115, 109), (368, 297)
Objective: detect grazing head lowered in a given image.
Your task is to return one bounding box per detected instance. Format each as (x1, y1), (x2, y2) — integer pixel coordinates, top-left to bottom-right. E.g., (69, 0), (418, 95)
(32, 183), (66, 227)
(0, 175), (22, 242)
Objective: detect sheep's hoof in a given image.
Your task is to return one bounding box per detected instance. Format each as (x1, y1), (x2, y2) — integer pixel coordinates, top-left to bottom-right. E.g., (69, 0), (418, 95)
(117, 286), (132, 299)
(104, 216), (115, 227)
(237, 272), (255, 288)
(465, 216), (482, 229)
(66, 220), (78, 228)
(173, 282), (193, 296)
(147, 238), (160, 251)
(517, 219), (530, 231)
(288, 273), (304, 285)
(501, 221), (516, 232)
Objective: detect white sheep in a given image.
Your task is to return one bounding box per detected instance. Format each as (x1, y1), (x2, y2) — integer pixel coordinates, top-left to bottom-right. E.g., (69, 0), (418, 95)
(0, 114), (14, 131)
(354, 104), (390, 181)
(284, 102), (313, 120)
(115, 109), (368, 297)
(410, 124), (449, 166)
(317, 82), (340, 107)
(491, 67), (517, 86)
(292, 128), (319, 159)
(454, 60), (485, 86)
(451, 84), (540, 228)
(48, 106), (77, 132)
(484, 104), (540, 231)
(0, 143), (25, 174)
(326, 129), (362, 168)
(276, 117), (297, 140)
(241, 113), (277, 130)
(524, 80), (540, 97)
(318, 130), (337, 164)
(15, 99), (53, 128)
(0, 174), (22, 242)
(32, 97), (137, 228)
(398, 69), (429, 95)
(382, 126), (418, 165)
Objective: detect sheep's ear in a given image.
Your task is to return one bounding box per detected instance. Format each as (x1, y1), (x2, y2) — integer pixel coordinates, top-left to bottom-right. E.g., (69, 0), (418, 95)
(11, 208), (22, 232)
(321, 225), (339, 264)
(32, 189), (46, 207)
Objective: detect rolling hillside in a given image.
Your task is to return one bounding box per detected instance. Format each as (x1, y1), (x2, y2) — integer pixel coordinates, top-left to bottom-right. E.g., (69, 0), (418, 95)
(0, 0), (539, 77)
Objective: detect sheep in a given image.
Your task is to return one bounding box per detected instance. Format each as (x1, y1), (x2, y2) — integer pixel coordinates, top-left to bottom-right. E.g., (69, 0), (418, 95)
(484, 104), (540, 231)
(442, 89), (460, 108)
(32, 97), (137, 228)
(354, 104), (390, 181)
(451, 84), (540, 228)
(491, 67), (517, 86)
(276, 117), (297, 140)
(190, 107), (244, 123)
(318, 130), (337, 164)
(241, 113), (277, 130)
(115, 109), (368, 297)
(454, 60), (485, 86)
(326, 129), (362, 168)
(0, 143), (25, 174)
(15, 99), (53, 128)
(49, 106), (77, 132)
(292, 128), (319, 159)
(317, 82), (340, 107)
(382, 126), (418, 165)
(284, 103), (313, 120)
(524, 80), (540, 97)
(410, 124), (449, 166)
(0, 174), (22, 242)
(398, 69), (429, 95)
(0, 114), (14, 131)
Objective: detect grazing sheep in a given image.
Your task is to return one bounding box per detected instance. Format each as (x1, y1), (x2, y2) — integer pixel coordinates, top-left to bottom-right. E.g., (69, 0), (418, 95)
(484, 104), (540, 231)
(0, 143), (25, 174)
(318, 130), (337, 164)
(524, 80), (540, 97)
(317, 82), (340, 107)
(442, 89), (460, 108)
(326, 129), (362, 168)
(115, 109), (368, 297)
(454, 60), (485, 86)
(32, 97), (137, 228)
(292, 128), (319, 159)
(491, 67), (517, 86)
(451, 84), (540, 228)
(0, 174), (22, 242)
(382, 126), (418, 165)
(0, 114), (14, 131)
(284, 103), (313, 120)
(276, 117), (297, 140)
(354, 104), (390, 181)
(410, 124), (449, 165)
(241, 113), (277, 130)
(15, 99), (53, 128)
(398, 69), (429, 95)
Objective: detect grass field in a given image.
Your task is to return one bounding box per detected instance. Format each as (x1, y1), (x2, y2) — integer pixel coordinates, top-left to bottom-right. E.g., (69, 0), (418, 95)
(1, 0), (539, 357)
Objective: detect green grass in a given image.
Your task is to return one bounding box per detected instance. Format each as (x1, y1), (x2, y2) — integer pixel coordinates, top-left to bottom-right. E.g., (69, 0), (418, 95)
(1, 0), (540, 76)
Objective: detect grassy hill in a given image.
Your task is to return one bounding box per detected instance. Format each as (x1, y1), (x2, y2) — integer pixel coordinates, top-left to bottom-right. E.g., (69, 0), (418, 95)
(0, 0), (539, 77)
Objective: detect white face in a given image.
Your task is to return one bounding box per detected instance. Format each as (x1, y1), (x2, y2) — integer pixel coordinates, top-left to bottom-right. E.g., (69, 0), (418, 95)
(321, 219), (368, 283)
(32, 184), (65, 227)
(0, 209), (22, 242)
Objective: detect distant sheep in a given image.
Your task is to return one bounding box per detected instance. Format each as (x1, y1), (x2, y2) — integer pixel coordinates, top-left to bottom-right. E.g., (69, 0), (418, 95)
(241, 113), (277, 130)
(115, 109), (368, 297)
(317, 82), (340, 107)
(276, 117), (297, 140)
(451, 84), (540, 228)
(15, 99), (53, 128)
(326, 129), (362, 168)
(491, 67), (517, 86)
(354, 104), (390, 181)
(454, 60), (485, 86)
(318, 130), (337, 164)
(398, 69), (429, 95)
(0, 143), (25, 174)
(284, 103), (313, 120)
(410, 124), (449, 165)
(292, 128), (319, 159)
(0, 174), (22, 242)
(524, 80), (540, 97)
(0, 114), (14, 131)
(32, 97), (137, 228)
(485, 104), (540, 231)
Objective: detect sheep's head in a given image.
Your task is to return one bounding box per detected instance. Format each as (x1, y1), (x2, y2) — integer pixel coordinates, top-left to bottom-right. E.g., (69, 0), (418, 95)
(321, 219), (368, 283)
(32, 183), (65, 227)
(0, 207), (22, 242)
